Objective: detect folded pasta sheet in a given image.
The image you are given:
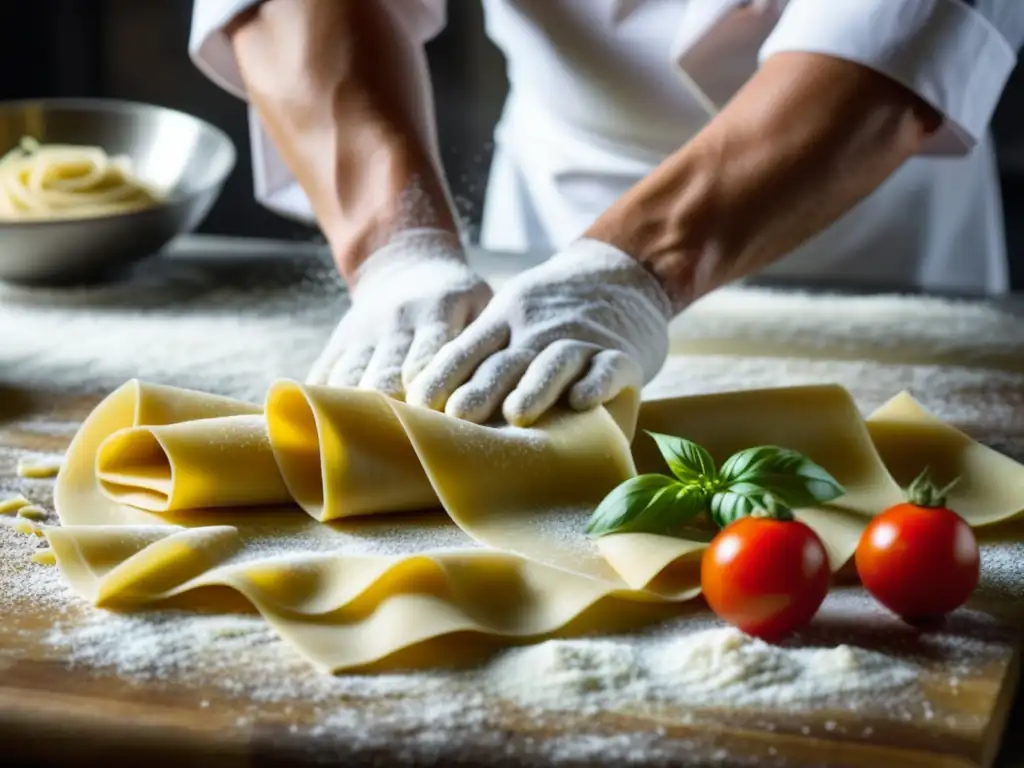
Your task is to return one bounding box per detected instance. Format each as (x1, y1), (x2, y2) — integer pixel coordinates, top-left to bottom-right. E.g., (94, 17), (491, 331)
(48, 379), (1024, 671)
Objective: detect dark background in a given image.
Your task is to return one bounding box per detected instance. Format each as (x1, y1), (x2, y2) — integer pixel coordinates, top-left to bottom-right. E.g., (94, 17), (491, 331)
(1, 0), (1021, 287)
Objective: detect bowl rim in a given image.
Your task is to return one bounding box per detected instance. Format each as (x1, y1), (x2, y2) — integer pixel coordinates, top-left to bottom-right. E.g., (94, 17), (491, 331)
(0, 97), (238, 228)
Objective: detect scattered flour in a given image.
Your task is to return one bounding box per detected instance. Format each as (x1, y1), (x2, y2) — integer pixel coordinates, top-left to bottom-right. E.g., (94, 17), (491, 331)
(0, 524), (75, 612)
(0, 237), (344, 401)
(221, 511), (481, 567)
(3, 485), (1007, 766)
(1, 236), (1023, 764)
(675, 288), (1024, 372)
(973, 541), (1024, 617)
(487, 625), (920, 716)
(0, 236), (1021, 416)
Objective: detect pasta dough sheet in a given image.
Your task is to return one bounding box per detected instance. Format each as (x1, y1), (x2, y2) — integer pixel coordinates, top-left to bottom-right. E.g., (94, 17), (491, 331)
(49, 379), (1024, 671)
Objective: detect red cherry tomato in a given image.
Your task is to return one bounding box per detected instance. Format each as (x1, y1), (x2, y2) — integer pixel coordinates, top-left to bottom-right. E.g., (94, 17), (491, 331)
(701, 516), (831, 641)
(856, 502), (979, 622)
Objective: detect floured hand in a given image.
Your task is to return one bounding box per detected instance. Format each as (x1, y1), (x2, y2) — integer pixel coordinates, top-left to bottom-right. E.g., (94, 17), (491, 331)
(307, 229), (492, 397)
(406, 239), (677, 426)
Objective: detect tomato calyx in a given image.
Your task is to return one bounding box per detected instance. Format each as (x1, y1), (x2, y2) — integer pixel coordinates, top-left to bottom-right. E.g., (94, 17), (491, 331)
(905, 467), (959, 508)
(748, 493), (795, 523)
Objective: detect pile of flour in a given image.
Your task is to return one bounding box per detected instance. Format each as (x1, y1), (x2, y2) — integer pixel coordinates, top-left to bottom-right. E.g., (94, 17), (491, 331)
(486, 621), (921, 718)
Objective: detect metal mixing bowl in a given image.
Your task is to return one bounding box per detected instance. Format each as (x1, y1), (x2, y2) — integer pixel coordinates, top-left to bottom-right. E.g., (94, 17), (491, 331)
(0, 98), (236, 284)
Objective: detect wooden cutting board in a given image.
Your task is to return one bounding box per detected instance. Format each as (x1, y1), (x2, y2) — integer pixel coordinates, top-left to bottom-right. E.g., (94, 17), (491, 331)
(0, 388), (1022, 768)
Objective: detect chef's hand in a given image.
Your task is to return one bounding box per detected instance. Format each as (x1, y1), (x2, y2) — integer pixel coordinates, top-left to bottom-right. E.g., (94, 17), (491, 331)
(307, 229), (492, 396)
(232, 1), (484, 400)
(406, 239), (676, 426)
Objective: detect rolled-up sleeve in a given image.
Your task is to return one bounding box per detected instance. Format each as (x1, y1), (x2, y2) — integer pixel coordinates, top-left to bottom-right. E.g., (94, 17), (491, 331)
(760, 0), (1024, 153)
(189, 0), (449, 100)
(189, 0), (260, 98)
(188, 0), (449, 222)
(674, 0), (1024, 155)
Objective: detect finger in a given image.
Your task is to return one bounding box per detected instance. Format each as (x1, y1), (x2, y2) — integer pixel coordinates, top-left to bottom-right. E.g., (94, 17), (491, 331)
(406, 320), (510, 411)
(358, 330), (414, 398)
(441, 280), (494, 328)
(401, 322), (456, 389)
(326, 345), (375, 389)
(306, 330), (347, 386)
(402, 284), (495, 387)
(306, 352), (333, 386)
(502, 340), (597, 427)
(568, 350), (644, 411)
(445, 347), (536, 424)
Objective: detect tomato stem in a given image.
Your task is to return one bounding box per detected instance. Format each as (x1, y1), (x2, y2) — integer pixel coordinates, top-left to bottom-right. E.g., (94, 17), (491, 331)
(750, 493), (796, 522)
(906, 467), (959, 508)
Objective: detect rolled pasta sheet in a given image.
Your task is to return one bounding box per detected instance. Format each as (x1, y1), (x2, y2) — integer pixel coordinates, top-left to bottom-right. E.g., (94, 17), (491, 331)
(96, 415), (291, 513)
(55, 380), (263, 527)
(51, 375), (1024, 672)
(265, 382), (439, 521)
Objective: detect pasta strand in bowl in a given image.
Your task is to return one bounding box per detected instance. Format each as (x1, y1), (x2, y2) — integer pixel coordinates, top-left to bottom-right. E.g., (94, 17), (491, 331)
(0, 137), (162, 221)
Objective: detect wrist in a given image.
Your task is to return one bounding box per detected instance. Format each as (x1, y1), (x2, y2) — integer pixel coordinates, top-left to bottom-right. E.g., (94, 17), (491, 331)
(584, 143), (725, 307)
(555, 238), (678, 320)
(586, 53), (940, 305)
(348, 228), (467, 293)
(228, 0), (460, 285)
(322, 134), (460, 283)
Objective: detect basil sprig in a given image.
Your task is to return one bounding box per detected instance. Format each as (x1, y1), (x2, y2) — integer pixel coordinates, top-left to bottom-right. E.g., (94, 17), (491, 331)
(585, 432), (845, 537)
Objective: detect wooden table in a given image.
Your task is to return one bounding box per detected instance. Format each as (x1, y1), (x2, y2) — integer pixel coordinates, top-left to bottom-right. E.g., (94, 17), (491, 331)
(2, 237), (1023, 766)
(1, 386), (1022, 768)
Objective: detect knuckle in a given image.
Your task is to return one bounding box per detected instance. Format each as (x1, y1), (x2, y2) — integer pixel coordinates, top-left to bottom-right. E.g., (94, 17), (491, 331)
(544, 338), (582, 356)
(599, 349), (631, 368)
(390, 302), (417, 328)
(413, 324), (452, 352)
(455, 280), (492, 302)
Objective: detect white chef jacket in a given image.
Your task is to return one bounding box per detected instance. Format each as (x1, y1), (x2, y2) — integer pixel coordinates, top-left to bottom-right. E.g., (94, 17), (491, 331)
(191, 0), (1024, 294)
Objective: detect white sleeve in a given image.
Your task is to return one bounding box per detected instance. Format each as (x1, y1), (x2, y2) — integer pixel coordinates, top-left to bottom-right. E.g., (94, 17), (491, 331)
(188, 0), (449, 222)
(189, 0), (262, 98)
(673, 0), (1024, 155)
(189, 0), (448, 99)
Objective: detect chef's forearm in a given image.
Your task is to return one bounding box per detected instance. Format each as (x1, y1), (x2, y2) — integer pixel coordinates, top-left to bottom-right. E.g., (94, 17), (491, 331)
(227, 0), (457, 282)
(586, 52), (943, 307)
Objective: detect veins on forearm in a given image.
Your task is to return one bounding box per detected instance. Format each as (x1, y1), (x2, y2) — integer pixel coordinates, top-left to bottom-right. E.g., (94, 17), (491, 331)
(228, 0), (457, 282)
(586, 52), (942, 306)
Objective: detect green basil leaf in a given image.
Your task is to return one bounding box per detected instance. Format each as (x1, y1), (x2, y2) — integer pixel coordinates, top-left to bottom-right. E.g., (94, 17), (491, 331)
(709, 483), (774, 528)
(718, 446), (844, 508)
(585, 475), (709, 538)
(645, 431), (717, 483)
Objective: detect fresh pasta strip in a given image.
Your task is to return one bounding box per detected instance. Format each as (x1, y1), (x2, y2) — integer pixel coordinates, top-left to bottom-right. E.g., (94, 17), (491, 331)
(16, 505), (47, 521)
(16, 456), (63, 479)
(0, 495), (30, 515)
(49, 379), (1024, 672)
(0, 136), (162, 221)
(96, 416), (291, 513)
(31, 548), (57, 566)
(14, 518), (43, 537)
